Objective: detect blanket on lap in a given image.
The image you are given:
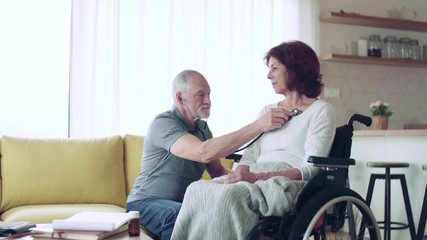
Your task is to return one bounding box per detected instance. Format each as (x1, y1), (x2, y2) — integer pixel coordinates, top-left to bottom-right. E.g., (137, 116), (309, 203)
(171, 174), (307, 240)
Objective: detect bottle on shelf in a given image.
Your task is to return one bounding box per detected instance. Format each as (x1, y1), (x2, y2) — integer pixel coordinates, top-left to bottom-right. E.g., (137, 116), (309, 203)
(399, 37), (411, 59)
(368, 34), (382, 57)
(409, 39), (421, 60)
(383, 36), (399, 58)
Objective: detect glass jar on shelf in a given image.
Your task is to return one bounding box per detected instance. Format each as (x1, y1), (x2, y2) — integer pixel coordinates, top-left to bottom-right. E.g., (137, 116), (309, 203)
(398, 37), (411, 59)
(368, 34), (382, 57)
(409, 39), (421, 60)
(383, 36), (399, 58)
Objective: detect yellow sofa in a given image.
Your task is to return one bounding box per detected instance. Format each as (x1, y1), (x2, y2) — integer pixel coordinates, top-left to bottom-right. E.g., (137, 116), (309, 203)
(0, 134), (233, 224)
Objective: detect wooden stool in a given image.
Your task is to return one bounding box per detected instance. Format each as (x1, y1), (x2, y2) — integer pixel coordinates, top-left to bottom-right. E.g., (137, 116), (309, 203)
(365, 162), (416, 240)
(417, 165), (427, 240)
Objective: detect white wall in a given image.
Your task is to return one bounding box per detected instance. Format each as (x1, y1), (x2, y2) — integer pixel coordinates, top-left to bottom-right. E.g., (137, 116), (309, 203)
(319, 0), (427, 130)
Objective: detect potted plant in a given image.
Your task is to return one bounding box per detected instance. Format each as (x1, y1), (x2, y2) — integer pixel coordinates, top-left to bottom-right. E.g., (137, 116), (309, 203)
(369, 100), (393, 130)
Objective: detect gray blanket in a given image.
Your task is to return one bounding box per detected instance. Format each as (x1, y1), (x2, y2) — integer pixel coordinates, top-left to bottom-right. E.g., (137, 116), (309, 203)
(171, 174), (307, 240)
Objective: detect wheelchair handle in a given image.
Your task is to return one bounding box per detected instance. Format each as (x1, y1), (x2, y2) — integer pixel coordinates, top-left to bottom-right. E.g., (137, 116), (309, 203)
(348, 114), (372, 127)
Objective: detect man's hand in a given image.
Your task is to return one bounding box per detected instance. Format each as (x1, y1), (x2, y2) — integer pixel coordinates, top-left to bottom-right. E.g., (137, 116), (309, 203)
(224, 165), (258, 184)
(257, 108), (292, 132)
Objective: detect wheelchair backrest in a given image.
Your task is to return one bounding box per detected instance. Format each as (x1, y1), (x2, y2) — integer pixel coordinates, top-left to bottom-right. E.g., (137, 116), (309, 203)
(328, 113), (371, 159)
(295, 114), (371, 212)
(328, 124), (353, 159)
(295, 124), (353, 211)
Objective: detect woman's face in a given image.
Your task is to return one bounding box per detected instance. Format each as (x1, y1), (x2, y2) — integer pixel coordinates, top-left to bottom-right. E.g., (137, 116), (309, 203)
(267, 56), (288, 94)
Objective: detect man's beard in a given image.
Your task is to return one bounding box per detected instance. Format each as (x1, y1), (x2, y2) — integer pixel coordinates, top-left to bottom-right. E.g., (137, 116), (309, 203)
(196, 107), (210, 119)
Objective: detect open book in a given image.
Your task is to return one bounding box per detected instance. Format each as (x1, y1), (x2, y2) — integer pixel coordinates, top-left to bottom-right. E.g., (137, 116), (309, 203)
(30, 212), (132, 240)
(30, 223), (128, 240)
(53, 211), (130, 231)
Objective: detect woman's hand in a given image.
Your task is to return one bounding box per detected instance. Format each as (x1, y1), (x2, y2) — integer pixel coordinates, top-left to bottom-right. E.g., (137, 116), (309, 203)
(224, 165), (258, 184)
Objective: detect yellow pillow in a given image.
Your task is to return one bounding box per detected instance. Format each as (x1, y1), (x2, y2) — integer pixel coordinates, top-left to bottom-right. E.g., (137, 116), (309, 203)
(0, 135), (126, 211)
(123, 134), (144, 195)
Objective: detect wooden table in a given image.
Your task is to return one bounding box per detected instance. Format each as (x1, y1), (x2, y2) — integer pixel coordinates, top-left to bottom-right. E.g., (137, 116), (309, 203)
(3, 227), (154, 240)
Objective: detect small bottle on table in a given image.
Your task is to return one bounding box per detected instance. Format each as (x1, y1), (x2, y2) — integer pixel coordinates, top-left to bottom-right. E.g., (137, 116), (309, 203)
(128, 211), (140, 236)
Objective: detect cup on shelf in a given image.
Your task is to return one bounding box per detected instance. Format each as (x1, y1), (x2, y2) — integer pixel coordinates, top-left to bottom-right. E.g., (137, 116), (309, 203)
(346, 41), (358, 55)
(357, 38), (368, 57)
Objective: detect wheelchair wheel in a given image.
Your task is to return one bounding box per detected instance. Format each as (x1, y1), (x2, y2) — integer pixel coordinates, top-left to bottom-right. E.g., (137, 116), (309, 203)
(288, 188), (380, 240)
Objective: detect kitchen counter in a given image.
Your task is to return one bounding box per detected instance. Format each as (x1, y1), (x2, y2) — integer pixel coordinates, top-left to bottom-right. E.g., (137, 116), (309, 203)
(355, 129), (427, 136)
(350, 132), (426, 240)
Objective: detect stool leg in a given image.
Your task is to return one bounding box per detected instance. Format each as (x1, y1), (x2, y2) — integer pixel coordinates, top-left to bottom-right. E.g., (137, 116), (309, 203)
(385, 167), (391, 240)
(364, 174), (381, 238)
(398, 174), (417, 240)
(417, 184), (427, 240)
(365, 174), (379, 206)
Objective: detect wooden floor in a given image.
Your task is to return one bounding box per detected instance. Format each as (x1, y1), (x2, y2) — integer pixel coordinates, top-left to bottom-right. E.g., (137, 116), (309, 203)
(259, 231), (365, 240)
(310, 231), (370, 240)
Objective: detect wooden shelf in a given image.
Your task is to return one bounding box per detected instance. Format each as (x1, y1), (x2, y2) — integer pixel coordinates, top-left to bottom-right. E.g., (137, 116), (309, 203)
(320, 11), (427, 32)
(320, 54), (427, 68)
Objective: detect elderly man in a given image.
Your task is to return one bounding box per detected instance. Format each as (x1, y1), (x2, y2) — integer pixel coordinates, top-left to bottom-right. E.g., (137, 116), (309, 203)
(126, 69), (289, 240)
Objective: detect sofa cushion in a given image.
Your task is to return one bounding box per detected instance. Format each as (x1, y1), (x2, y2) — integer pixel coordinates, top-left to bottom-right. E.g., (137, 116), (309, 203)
(122, 134), (144, 195)
(1, 204), (125, 223)
(0, 135), (126, 211)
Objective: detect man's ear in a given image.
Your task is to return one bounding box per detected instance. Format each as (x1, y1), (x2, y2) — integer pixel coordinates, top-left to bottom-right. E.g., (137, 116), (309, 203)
(176, 92), (183, 103)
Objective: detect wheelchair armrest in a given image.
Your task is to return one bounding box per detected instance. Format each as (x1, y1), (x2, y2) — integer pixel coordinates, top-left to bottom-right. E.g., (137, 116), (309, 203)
(308, 156), (355, 168)
(225, 153), (242, 162)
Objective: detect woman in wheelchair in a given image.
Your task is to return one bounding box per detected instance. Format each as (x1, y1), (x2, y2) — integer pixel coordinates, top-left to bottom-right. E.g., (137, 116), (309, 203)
(171, 41), (380, 240)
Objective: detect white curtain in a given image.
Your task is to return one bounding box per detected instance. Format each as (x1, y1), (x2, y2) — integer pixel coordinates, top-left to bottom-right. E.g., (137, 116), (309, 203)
(0, 0), (71, 138)
(70, 0), (318, 138)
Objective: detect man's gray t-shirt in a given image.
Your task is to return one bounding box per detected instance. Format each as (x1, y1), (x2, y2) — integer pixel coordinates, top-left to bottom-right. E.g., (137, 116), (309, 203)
(127, 107), (211, 203)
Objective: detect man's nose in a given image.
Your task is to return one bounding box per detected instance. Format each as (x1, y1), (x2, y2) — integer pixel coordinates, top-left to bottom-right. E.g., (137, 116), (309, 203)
(204, 96), (211, 104)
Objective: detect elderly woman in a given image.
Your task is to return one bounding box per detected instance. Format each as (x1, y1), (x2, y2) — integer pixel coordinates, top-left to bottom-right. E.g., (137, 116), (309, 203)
(171, 41), (336, 240)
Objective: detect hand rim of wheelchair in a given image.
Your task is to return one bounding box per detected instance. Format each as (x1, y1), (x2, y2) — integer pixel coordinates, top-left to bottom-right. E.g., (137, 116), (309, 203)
(288, 188), (381, 240)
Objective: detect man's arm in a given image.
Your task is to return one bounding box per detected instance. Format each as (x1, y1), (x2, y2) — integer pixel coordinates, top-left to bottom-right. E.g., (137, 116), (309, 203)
(206, 160), (230, 178)
(170, 108), (289, 163)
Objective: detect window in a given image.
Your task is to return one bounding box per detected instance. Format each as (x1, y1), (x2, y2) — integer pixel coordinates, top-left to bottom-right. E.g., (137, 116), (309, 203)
(0, 0), (71, 138)
(0, 0), (317, 138)
(70, 0), (317, 137)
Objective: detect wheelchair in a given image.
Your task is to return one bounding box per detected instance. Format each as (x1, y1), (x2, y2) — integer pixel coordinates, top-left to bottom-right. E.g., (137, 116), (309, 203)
(227, 114), (381, 240)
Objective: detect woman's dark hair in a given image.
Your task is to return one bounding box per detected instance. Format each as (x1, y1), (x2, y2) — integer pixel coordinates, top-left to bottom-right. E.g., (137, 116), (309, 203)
(264, 41), (323, 98)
